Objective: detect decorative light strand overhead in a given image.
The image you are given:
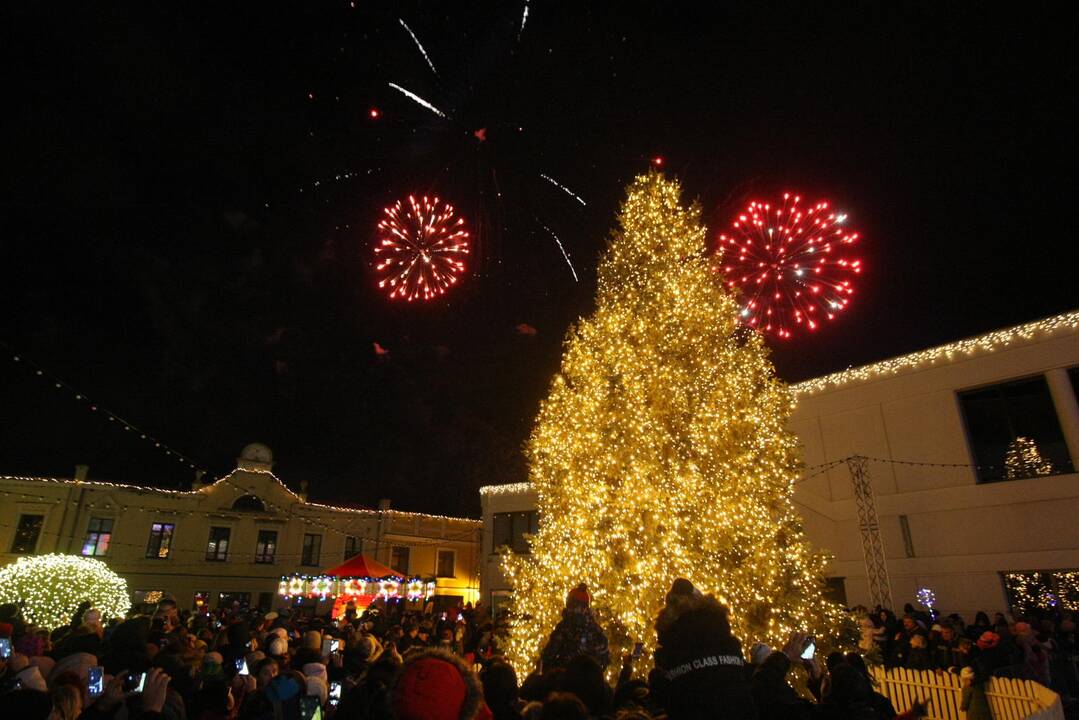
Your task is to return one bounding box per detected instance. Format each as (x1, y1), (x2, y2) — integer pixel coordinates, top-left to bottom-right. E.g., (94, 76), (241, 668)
(793, 310), (1079, 396)
(1, 341), (201, 471)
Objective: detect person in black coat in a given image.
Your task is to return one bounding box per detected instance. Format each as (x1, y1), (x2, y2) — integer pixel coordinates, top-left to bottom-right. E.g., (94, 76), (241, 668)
(653, 578), (757, 720)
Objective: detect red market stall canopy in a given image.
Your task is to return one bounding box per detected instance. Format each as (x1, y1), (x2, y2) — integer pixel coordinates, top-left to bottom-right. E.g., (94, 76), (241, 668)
(278, 554), (435, 607)
(323, 554), (399, 579)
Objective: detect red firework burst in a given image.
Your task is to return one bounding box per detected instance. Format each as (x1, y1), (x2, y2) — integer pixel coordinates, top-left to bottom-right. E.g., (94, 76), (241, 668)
(718, 193), (862, 338)
(374, 195), (470, 301)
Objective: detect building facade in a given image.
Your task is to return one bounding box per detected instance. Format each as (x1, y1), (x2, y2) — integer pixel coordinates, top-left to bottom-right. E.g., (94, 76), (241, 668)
(1, 443), (481, 612)
(480, 311), (1079, 620)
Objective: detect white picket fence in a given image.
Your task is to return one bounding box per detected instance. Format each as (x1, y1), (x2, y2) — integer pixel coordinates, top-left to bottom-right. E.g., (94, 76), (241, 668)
(869, 666), (1064, 720)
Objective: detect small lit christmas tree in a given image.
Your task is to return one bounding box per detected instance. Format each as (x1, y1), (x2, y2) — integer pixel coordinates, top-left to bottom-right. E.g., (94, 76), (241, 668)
(1004, 436), (1055, 479)
(503, 172), (847, 675)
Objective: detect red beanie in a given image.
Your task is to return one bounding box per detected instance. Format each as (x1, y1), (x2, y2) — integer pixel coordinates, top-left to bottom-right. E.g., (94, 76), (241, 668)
(566, 583), (591, 608)
(394, 654), (472, 720)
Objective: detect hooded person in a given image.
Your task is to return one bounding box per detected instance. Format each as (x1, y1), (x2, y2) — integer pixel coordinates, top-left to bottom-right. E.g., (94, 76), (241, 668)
(539, 584), (611, 671)
(303, 662), (329, 706)
(653, 578), (756, 720)
(391, 647), (490, 720)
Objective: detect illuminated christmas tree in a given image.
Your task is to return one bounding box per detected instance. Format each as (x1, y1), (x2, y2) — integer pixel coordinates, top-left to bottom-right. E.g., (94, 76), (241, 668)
(503, 172), (847, 675)
(1004, 436), (1055, 479)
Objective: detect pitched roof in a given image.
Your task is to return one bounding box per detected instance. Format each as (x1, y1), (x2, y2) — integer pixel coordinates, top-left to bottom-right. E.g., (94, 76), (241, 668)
(322, 553), (401, 578)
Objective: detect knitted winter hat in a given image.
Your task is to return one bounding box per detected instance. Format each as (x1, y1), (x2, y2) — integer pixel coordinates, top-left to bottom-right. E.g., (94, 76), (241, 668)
(302, 630), (322, 651)
(15, 634), (45, 658)
(976, 631), (1000, 650)
(268, 636), (288, 656)
(393, 647), (484, 720)
(566, 584), (591, 609)
(302, 662), (328, 681)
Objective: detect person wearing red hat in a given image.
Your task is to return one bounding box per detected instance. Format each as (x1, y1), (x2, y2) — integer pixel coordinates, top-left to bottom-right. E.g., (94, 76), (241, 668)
(539, 583), (611, 671)
(392, 647), (491, 720)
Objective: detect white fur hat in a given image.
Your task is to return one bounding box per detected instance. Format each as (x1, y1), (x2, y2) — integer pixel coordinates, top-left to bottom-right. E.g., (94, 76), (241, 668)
(268, 636), (288, 656)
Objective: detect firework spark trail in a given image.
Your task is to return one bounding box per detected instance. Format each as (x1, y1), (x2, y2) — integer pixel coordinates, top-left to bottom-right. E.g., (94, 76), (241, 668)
(539, 174), (587, 206)
(399, 19), (439, 77)
(518, 2), (530, 41)
(388, 82), (448, 119)
(539, 222), (579, 282)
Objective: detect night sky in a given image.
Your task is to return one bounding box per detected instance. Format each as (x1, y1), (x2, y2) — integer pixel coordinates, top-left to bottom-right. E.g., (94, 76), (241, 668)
(4, 3), (1076, 517)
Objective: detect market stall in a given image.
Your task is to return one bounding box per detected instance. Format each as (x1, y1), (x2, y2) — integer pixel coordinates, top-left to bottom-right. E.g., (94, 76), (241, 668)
(278, 554), (434, 617)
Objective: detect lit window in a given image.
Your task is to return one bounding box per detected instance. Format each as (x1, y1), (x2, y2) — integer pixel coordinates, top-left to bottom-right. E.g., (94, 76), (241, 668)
(255, 530), (277, 564)
(146, 522), (175, 559)
(81, 517), (113, 556)
(206, 526), (231, 561)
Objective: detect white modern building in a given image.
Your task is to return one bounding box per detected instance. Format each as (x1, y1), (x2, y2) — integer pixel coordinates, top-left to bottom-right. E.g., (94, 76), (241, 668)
(480, 311), (1079, 619)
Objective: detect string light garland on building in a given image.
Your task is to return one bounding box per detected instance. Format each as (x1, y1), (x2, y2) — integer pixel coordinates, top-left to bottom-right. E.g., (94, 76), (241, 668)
(0, 554), (130, 630)
(1004, 437), (1055, 480)
(793, 311), (1079, 396)
(502, 172), (850, 679)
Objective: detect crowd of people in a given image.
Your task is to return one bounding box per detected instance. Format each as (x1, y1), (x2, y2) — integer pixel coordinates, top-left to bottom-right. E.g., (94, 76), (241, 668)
(857, 601), (1078, 693)
(1, 584), (1076, 720)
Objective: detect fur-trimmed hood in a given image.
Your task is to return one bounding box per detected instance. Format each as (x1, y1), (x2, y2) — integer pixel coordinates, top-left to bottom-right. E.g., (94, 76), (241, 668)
(655, 592), (730, 637)
(391, 647), (485, 720)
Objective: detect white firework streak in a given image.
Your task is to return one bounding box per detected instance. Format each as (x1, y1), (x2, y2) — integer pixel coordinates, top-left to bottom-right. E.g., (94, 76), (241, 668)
(539, 173), (587, 206)
(387, 82), (448, 119)
(399, 18), (438, 76)
(518, 2), (530, 41)
(540, 222), (579, 282)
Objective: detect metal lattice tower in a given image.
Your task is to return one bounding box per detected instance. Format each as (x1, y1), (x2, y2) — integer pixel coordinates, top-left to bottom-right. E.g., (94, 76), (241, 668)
(847, 455), (893, 609)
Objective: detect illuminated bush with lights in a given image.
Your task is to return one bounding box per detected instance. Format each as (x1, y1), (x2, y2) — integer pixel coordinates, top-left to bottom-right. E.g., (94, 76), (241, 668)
(0, 554), (130, 629)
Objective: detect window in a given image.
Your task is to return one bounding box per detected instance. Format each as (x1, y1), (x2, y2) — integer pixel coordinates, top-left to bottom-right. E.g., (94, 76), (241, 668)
(959, 376), (1074, 482)
(81, 517), (113, 556)
(301, 533), (322, 566)
(344, 535), (363, 561)
(206, 526), (231, 561)
(11, 514), (44, 553)
(1002, 570), (1079, 615)
(255, 530), (277, 563)
(492, 511), (539, 554)
(146, 522), (175, 559)
(391, 545), (411, 574)
(437, 549), (456, 578)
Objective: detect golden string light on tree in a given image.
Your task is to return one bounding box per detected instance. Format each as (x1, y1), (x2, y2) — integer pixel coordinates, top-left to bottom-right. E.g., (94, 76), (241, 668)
(502, 171), (849, 678)
(0, 554), (130, 629)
